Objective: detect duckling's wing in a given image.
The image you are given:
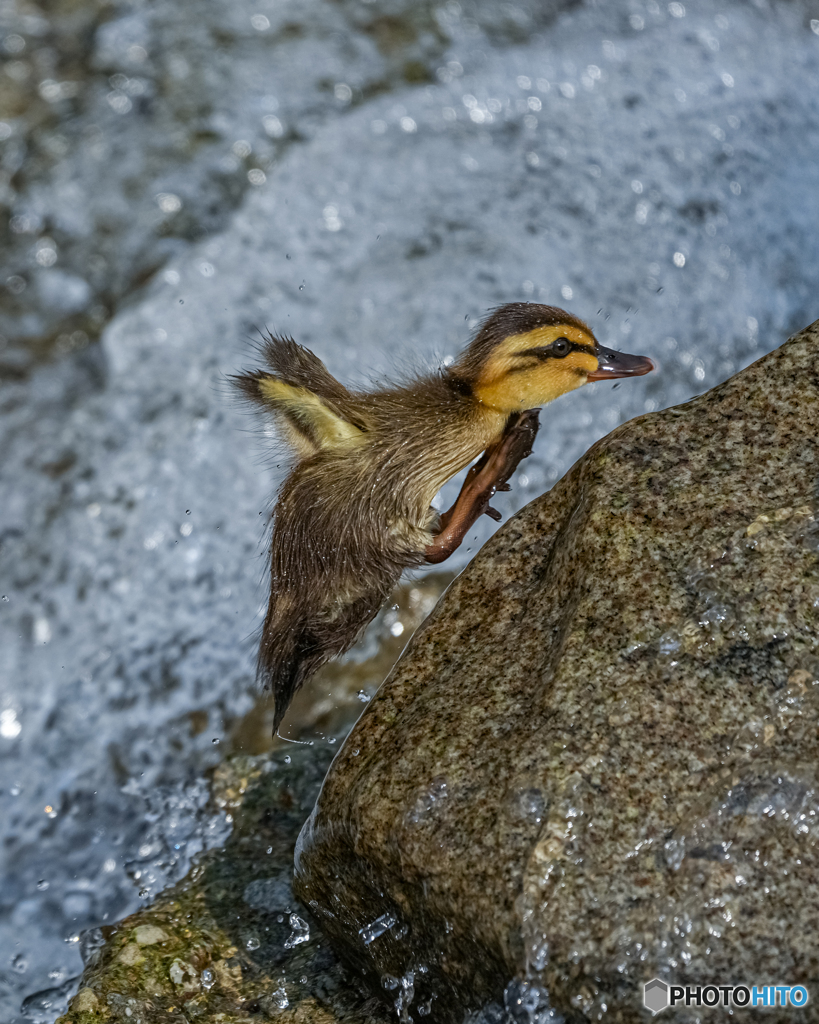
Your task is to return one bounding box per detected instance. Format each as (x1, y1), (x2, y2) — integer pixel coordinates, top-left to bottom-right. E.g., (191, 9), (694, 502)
(260, 335), (351, 404)
(234, 334), (368, 459)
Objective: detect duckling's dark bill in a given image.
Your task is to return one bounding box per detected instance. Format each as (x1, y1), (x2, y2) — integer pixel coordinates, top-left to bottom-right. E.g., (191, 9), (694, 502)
(587, 345), (655, 381)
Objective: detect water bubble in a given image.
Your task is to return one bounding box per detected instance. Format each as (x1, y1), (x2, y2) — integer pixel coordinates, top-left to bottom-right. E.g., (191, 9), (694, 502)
(395, 970), (415, 1020)
(35, 246), (58, 268)
(359, 911), (397, 945)
(156, 193), (182, 214)
(263, 114), (284, 138)
(283, 913), (309, 948)
(246, 936), (260, 951)
(270, 986), (289, 1009)
(673, 252), (686, 267)
(516, 788), (546, 822)
(658, 630), (682, 658)
(0, 709), (22, 739)
(284, 754), (291, 763)
(201, 968), (214, 990)
(503, 978), (561, 1022)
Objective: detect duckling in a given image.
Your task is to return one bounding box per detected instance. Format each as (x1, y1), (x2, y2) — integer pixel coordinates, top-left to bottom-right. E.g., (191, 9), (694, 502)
(235, 302), (654, 733)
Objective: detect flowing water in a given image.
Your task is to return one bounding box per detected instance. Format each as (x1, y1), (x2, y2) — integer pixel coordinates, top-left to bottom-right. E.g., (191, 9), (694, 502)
(2, 0), (819, 1018)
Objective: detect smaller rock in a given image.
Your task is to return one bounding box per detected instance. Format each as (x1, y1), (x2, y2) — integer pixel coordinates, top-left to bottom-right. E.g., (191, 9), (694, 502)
(168, 958), (198, 989)
(117, 944), (144, 966)
(133, 925), (168, 946)
(69, 988), (99, 1013)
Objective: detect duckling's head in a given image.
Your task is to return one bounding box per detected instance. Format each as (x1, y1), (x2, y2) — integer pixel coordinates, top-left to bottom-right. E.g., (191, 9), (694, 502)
(449, 302), (654, 413)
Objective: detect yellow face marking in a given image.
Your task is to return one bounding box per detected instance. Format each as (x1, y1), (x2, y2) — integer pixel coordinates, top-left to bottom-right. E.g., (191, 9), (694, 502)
(472, 324), (599, 412)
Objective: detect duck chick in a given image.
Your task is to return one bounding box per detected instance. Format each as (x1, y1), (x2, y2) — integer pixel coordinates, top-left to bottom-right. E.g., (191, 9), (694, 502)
(235, 302), (653, 732)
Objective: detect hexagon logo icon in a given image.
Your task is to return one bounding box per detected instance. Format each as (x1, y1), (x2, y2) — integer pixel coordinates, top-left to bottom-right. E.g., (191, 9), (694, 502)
(644, 978), (669, 1015)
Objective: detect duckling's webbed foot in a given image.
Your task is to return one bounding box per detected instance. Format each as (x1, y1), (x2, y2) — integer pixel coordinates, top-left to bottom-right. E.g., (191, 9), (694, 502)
(425, 409), (539, 564)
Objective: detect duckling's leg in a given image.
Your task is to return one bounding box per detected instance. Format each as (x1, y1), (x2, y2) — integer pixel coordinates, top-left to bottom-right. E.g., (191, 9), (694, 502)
(425, 409), (539, 564)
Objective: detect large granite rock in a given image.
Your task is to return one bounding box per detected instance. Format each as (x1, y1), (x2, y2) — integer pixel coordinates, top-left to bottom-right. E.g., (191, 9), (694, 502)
(295, 320), (819, 1022)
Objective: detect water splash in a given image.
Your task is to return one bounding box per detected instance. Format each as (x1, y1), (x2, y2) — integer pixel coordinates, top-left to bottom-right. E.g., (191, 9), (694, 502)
(359, 911), (398, 945)
(283, 913), (310, 949)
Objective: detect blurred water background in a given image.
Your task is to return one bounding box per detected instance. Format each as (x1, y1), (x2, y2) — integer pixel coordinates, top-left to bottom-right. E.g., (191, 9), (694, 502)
(1, 0), (819, 1018)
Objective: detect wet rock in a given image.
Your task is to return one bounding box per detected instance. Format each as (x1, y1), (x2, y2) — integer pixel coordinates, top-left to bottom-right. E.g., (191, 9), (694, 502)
(56, 745), (391, 1024)
(295, 320), (819, 1022)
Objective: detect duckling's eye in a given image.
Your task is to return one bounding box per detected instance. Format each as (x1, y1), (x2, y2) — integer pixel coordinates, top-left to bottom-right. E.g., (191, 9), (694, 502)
(552, 337), (571, 356)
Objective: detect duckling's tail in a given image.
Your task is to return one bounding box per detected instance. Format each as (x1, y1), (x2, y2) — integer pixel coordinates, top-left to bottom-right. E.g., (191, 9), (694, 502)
(261, 592), (386, 736)
(261, 628), (323, 737)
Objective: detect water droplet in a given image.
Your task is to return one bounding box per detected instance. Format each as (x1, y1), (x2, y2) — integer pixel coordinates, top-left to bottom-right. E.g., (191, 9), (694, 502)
(359, 911), (397, 945)
(283, 913), (309, 948)
(271, 986), (289, 1009)
(185, 509), (191, 514)
(284, 754), (291, 764)
(201, 968), (214, 990)
(212, 738), (220, 745)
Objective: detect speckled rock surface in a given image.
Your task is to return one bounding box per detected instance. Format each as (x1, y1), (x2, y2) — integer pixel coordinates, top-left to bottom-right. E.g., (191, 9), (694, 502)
(295, 320), (819, 1023)
(55, 746), (390, 1024)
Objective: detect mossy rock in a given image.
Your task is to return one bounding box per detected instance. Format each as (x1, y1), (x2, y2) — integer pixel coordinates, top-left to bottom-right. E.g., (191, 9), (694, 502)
(58, 747), (390, 1023)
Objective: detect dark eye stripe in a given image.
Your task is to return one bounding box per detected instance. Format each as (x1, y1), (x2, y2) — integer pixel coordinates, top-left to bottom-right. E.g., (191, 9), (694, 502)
(516, 340), (596, 361)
